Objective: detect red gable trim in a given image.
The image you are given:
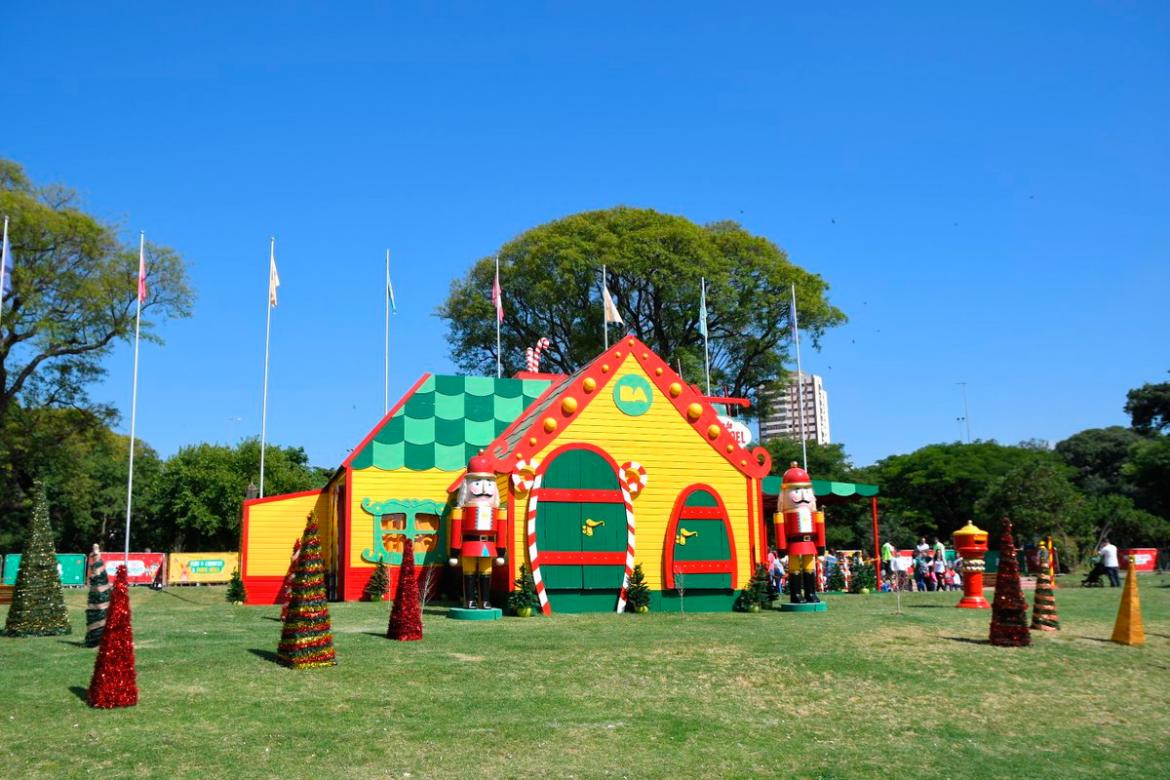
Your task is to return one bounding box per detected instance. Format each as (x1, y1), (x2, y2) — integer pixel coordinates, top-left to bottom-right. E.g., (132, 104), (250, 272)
(486, 336), (771, 479)
(242, 488), (322, 509)
(341, 372), (432, 469)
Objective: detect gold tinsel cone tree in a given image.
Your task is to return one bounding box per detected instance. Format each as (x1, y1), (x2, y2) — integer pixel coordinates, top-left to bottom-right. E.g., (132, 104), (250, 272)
(1030, 569), (1060, 631)
(989, 518), (1030, 647)
(276, 514), (336, 669)
(4, 482), (72, 637)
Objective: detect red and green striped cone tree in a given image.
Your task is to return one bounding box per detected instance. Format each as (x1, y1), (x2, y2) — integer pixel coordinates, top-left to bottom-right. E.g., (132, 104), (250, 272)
(387, 537), (423, 641)
(85, 545), (112, 647)
(989, 518), (1030, 647)
(276, 515), (336, 669)
(277, 538), (301, 619)
(88, 566), (138, 708)
(4, 481), (72, 637)
(1030, 569), (1060, 631)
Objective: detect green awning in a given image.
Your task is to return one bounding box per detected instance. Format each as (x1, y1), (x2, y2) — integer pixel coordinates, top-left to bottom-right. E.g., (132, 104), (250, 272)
(761, 476), (879, 498)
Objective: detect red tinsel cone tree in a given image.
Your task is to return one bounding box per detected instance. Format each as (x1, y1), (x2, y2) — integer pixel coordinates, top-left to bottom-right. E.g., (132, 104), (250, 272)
(387, 537), (423, 641)
(276, 515), (336, 669)
(989, 518), (1031, 647)
(277, 538), (301, 620)
(88, 566), (138, 708)
(1030, 569), (1060, 631)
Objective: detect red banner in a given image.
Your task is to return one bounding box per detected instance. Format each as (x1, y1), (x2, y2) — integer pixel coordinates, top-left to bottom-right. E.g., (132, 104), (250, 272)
(1120, 548), (1157, 572)
(97, 553), (166, 585)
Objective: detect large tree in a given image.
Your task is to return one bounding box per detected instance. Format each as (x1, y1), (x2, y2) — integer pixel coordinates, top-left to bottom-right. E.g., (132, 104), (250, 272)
(1124, 377), (1170, 435)
(0, 159), (192, 530)
(437, 207), (845, 404)
(1054, 426), (1140, 498)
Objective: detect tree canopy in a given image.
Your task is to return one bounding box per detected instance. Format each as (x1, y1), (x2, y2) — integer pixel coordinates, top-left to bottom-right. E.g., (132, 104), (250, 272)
(1124, 378), (1170, 435)
(437, 207), (845, 404)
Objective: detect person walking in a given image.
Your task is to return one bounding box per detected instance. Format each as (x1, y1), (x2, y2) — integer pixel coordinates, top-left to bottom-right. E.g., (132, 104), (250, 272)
(881, 540), (895, 580)
(1098, 538), (1121, 587)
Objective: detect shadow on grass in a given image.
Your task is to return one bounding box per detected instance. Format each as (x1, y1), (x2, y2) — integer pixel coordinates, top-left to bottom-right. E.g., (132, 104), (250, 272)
(155, 589), (201, 605)
(261, 616), (283, 622)
(363, 631), (390, 638)
(68, 686), (89, 704)
(57, 639), (89, 647)
(247, 648), (282, 665)
(944, 636), (990, 645)
(907, 604), (949, 609)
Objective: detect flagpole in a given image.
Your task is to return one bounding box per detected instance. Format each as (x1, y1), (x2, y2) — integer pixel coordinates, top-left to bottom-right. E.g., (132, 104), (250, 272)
(495, 255), (502, 378)
(260, 237), (274, 498)
(385, 249), (390, 416)
(123, 232), (145, 565)
(0, 216), (8, 325)
(701, 277), (711, 396)
(602, 264), (609, 350)
(790, 283), (808, 470)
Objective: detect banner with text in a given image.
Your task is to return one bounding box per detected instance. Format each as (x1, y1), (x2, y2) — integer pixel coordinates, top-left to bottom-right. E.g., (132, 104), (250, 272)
(168, 552), (239, 584)
(99, 552), (166, 585)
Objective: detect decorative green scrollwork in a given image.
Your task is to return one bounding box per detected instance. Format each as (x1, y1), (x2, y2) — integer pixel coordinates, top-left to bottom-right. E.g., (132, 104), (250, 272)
(360, 497), (448, 565)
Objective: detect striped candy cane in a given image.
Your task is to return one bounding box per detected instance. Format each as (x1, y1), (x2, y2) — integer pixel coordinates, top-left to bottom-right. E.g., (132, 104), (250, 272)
(615, 481), (637, 613)
(525, 337), (551, 372)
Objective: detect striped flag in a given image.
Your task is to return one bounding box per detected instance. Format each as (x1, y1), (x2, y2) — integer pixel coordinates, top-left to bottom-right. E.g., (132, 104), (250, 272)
(1, 217), (13, 303)
(268, 245), (280, 307)
(698, 277), (709, 338)
(137, 240), (148, 304)
(386, 251), (397, 314)
(491, 258), (504, 323)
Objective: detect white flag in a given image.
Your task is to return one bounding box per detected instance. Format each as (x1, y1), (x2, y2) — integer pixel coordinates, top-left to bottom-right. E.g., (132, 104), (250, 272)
(268, 247), (280, 307)
(602, 285), (623, 325)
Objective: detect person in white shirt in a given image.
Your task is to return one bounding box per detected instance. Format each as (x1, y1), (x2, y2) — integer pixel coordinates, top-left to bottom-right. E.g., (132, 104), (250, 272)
(1098, 539), (1120, 587)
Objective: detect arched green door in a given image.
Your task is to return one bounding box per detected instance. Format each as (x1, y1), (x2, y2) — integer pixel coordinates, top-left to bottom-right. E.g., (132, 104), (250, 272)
(535, 447), (628, 609)
(664, 485), (737, 590)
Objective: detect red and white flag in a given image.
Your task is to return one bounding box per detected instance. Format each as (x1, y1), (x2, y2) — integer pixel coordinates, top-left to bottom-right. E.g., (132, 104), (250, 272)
(491, 257), (504, 323)
(137, 240), (148, 303)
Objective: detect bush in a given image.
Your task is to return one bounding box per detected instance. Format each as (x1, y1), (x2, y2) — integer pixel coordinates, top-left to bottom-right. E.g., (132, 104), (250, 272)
(625, 563), (651, 613)
(734, 564), (771, 611)
(507, 564), (539, 615)
(849, 563), (876, 593)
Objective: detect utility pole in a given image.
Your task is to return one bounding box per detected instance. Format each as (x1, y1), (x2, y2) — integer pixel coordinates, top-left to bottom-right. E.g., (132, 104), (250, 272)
(956, 382), (971, 443)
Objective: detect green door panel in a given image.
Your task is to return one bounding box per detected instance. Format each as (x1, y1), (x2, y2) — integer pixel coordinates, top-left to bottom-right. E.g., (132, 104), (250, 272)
(537, 500), (582, 589)
(674, 519), (730, 561)
(684, 490), (720, 508)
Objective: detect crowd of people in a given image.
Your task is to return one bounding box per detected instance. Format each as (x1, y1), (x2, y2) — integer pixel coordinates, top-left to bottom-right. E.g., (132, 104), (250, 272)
(765, 547), (872, 594)
(878, 536), (963, 592)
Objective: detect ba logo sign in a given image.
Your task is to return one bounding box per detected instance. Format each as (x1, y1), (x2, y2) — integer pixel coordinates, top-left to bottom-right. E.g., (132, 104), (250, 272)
(613, 374), (654, 416)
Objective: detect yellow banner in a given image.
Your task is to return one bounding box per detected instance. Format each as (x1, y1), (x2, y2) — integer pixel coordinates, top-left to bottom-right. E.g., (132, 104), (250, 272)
(168, 553), (239, 584)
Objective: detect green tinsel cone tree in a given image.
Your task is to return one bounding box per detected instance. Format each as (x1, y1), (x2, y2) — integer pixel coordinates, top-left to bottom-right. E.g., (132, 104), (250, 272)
(507, 563), (540, 615)
(5, 482), (72, 637)
(362, 560), (390, 602)
(85, 545), (112, 647)
(625, 563), (651, 613)
(734, 564), (771, 611)
(225, 568), (246, 603)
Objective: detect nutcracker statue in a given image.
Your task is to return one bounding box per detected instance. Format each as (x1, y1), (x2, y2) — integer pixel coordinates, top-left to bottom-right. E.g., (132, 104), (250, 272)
(774, 462), (827, 610)
(448, 454), (507, 610)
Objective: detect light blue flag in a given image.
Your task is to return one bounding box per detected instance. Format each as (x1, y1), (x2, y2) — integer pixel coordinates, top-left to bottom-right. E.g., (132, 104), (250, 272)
(1, 225), (13, 301)
(698, 278), (708, 338)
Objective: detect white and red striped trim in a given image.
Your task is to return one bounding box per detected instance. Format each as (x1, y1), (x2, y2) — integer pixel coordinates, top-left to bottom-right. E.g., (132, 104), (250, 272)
(525, 472), (550, 615)
(615, 481), (637, 613)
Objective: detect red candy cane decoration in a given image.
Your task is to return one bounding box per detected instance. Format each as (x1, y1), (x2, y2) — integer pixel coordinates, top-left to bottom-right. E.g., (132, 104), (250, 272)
(525, 337), (551, 372)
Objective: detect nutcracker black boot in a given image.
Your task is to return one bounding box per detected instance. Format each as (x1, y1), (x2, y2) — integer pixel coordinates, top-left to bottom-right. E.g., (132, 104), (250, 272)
(804, 571), (821, 603)
(478, 574), (493, 609)
(463, 575), (478, 609)
(789, 573), (804, 604)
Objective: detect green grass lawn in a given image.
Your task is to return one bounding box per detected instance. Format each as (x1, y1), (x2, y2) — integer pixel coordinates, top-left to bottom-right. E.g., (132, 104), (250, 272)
(2, 577), (1168, 779)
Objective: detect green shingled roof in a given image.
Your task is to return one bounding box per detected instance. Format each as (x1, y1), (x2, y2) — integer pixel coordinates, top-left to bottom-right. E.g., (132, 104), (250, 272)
(349, 374), (553, 471)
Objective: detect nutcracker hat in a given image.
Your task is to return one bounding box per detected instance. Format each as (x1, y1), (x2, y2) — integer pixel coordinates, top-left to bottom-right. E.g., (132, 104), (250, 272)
(781, 461), (812, 487)
(466, 452), (495, 478)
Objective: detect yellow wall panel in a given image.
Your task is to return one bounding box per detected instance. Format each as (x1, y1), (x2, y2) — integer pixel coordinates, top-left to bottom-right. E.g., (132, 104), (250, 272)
(514, 355), (753, 591)
(244, 492), (321, 576)
(348, 468), (457, 570)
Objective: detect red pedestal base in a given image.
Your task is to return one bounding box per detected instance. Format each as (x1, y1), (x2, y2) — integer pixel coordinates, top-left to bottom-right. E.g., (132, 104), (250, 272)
(957, 595), (990, 609)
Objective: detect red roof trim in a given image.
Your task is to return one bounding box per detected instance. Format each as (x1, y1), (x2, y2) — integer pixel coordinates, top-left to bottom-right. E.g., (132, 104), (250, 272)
(242, 489), (322, 509)
(341, 372), (432, 469)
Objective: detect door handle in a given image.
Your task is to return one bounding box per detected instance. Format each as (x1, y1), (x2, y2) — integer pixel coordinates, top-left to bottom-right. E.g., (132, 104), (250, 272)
(582, 518), (605, 536)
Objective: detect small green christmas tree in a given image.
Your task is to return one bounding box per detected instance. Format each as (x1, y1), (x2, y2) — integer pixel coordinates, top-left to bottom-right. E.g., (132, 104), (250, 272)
(507, 563), (540, 616)
(625, 563), (651, 613)
(5, 482), (71, 637)
(225, 568), (246, 603)
(826, 563), (847, 592)
(849, 562), (877, 593)
(362, 560), (390, 601)
(734, 564), (771, 612)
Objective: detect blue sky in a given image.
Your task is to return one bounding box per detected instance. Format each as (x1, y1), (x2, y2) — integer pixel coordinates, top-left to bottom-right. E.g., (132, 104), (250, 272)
(3, 2), (1167, 469)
